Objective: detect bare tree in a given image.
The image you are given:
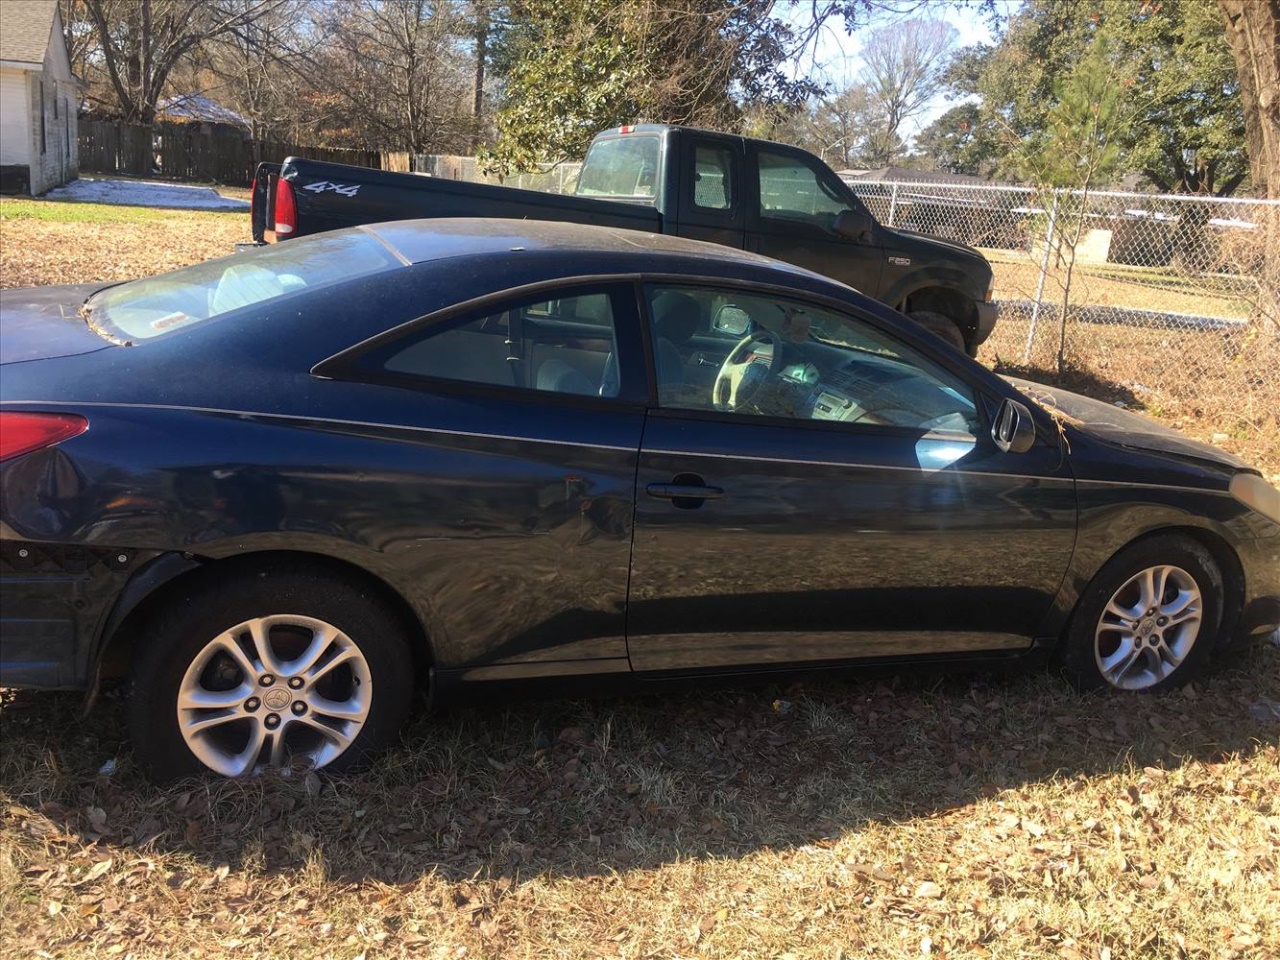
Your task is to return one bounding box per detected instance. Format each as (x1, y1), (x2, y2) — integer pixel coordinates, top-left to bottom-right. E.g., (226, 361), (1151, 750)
(860, 18), (958, 165)
(198, 0), (320, 141)
(76, 0), (287, 123)
(316, 0), (472, 153)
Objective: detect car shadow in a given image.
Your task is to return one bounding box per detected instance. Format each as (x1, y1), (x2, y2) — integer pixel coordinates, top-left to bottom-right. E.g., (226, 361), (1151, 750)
(2, 641), (1277, 885)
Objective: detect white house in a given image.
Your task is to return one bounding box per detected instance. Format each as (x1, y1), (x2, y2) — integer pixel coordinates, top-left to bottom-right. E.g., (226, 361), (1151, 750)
(0, 0), (78, 195)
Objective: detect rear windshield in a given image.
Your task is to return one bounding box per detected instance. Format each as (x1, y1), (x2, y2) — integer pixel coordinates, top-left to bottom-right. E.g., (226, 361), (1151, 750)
(82, 230), (401, 341)
(577, 135), (661, 200)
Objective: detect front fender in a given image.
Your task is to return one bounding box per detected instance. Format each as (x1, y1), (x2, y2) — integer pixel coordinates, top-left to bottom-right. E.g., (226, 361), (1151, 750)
(880, 266), (982, 310)
(1037, 488), (1250, 643)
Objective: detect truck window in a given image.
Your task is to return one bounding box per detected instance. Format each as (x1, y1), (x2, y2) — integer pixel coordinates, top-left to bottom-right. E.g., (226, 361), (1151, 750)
(577, 135), (661, 200)
(693, 145), (734, 210)
(757, 149), (852, 227)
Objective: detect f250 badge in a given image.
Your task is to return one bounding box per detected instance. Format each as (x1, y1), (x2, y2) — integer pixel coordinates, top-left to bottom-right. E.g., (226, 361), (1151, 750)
(888, 255), (911, 266)
(301, 180), (361, 197)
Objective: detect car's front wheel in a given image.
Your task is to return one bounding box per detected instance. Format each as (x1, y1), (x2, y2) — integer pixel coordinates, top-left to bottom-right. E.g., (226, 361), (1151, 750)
(128, 566), (415, 780)
(1063, 534), (1223, 692)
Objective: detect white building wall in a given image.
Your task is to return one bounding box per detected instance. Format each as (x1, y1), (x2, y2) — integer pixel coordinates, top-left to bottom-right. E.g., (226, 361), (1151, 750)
(37, 9), (77, 189)
(3, 7), (78, 195)
(0, 67), (31, 167)
(31, 72), (74, 193)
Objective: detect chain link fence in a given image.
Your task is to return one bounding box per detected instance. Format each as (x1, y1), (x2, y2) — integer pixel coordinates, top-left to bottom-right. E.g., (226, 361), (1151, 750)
(847, 179), (1279, 445)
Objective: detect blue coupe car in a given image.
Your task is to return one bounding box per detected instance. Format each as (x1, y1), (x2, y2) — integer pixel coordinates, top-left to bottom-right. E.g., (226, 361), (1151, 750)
(2, 220), (1277, 779)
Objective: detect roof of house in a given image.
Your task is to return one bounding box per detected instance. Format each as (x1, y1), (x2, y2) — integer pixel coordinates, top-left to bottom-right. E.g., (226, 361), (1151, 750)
(157, 94), (251, 129)
(0, 0), (59, 66)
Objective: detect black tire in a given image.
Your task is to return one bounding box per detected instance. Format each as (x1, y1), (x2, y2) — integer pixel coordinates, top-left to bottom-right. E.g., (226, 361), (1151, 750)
(128, 565), (416, 781)
(1062, 534), (1223, 693)
(907, 310), (966, 352)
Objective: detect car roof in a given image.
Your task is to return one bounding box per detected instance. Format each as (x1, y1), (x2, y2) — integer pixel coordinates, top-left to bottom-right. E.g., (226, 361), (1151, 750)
(363, 217), (812, 276)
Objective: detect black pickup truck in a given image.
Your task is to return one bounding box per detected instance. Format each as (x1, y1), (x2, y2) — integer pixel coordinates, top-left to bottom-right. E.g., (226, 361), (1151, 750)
(251, 124), (997, 353)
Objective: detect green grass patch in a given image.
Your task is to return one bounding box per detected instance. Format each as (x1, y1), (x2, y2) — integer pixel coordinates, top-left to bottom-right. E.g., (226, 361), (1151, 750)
(0, 197), (240, 225)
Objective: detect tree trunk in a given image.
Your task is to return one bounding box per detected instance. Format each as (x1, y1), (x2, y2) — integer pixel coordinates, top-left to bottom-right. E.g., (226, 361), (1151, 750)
(1218, 0), (1280, 331)
(1218, 0), (1279, 199)
(471, 5), (488, 153)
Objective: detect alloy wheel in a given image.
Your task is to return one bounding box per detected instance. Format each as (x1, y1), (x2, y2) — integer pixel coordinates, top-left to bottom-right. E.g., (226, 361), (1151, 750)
(175, 614), (372, 776)
(1093, 564), (1203, 691)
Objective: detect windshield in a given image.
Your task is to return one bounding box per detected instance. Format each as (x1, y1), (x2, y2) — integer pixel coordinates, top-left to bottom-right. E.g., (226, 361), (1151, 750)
(82, 230), (402, 341)
(577, 135), (661, 200)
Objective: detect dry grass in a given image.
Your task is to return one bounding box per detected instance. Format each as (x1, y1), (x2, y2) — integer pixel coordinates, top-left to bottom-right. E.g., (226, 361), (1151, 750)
(2, 195), (1279, 959)
(0, 198), (246, 289)
(3, 651), (1279, 959)
(983, 254), (1257, 321)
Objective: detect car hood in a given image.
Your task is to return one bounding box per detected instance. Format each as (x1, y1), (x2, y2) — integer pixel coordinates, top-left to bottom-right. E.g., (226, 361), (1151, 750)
(1004, 377), (1251, 472)
(0, 284), (113, 364)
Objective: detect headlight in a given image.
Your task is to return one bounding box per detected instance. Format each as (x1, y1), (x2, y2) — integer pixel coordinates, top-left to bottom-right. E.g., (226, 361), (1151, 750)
(1230, 472), (1280, 525)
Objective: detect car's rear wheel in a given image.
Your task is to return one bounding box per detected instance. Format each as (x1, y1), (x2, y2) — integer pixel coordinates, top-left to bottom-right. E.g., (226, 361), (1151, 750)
(128, 568), (415, 780)
(1063, 534), (1223, 692)
(907, 310), (966, 352)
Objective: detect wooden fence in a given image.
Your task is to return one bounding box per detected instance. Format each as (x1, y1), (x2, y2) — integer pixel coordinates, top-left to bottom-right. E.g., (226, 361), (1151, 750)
(77, 120), (406, 185)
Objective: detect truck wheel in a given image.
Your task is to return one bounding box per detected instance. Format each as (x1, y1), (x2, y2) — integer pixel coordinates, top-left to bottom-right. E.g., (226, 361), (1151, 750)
(908, 311), (965, 352)
(128, 567), (415, 781)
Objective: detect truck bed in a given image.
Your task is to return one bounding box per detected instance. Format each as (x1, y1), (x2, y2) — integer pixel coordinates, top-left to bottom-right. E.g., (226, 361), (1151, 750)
(253, 158), (663, 242)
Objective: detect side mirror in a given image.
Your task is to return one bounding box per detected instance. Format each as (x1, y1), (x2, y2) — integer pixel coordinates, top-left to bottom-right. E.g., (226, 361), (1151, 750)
(992, 398), (1037, 454)
(712, 304), (753, 337)
(834, 209), (874, 242)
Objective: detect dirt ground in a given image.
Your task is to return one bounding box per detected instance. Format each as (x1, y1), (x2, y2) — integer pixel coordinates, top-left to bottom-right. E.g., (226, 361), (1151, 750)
(1, 196), (1279, 959)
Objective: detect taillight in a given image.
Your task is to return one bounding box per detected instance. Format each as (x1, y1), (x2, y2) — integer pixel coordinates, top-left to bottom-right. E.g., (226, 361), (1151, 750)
(0, 412), (88, 462)
(274, 179), (297, 237)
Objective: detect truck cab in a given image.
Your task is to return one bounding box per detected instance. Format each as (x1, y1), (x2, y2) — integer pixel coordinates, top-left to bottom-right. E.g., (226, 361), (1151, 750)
(577, 126), (997, 354)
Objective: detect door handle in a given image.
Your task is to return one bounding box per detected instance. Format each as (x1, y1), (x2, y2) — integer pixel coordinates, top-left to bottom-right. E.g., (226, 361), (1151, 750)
(645, 483), (725, 501)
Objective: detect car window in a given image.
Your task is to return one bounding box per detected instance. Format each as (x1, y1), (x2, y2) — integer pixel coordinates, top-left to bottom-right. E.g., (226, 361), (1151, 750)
(692, 145), (733, 210)
(757, 149), (852, 228)
(577, 135), (661, 200)
(645, 284), (978, 435)
(83, 231), (401, 341)
(370, 291), (622, 398)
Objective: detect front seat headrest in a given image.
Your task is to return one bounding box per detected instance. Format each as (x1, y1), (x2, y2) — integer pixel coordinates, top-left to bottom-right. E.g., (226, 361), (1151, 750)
(653, 291), (700, 345)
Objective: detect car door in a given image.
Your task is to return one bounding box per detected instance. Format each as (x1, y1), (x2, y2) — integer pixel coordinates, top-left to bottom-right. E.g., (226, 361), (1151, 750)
(626, 282), (1077, 674)
(673, 133), (746, 250)
(329, 282), (648, 677)
(747, 144), (884, 297)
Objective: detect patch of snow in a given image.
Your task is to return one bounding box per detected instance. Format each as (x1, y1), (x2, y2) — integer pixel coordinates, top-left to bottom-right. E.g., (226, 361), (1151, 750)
(45, 177), (248, 211)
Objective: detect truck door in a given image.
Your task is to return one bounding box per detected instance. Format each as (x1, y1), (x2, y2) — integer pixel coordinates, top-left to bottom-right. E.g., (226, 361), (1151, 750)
(673, 134), (746, 249)
(746, 144), (883, 297)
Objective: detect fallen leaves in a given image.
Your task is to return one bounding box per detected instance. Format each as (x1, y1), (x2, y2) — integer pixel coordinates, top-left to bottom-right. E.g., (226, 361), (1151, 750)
(1, 637), (1278, 958)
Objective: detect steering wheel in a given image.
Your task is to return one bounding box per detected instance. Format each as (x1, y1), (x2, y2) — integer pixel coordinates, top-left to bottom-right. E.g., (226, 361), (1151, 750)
(713, 331), (779, 412)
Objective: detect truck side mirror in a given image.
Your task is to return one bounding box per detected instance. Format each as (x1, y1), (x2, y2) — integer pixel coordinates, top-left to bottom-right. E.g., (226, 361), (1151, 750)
(834, 209), (874, 242)
(992, 398), (1037, 454)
